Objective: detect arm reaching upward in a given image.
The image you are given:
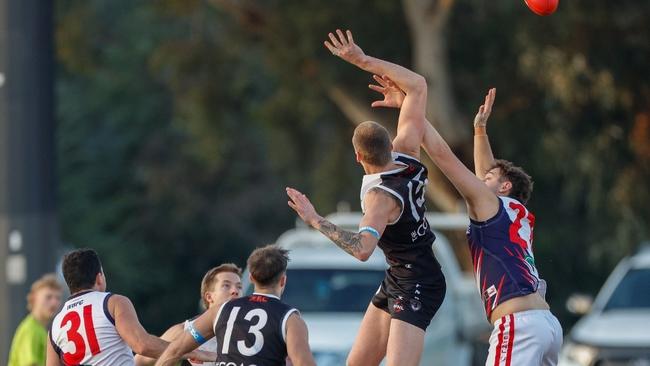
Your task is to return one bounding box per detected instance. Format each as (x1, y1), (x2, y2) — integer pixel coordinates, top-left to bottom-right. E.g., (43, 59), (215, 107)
(473, 88), (497, 179)
(421, 122), (500, 222)
(369, 78), (501, 221)
(325, 29), (427, 159)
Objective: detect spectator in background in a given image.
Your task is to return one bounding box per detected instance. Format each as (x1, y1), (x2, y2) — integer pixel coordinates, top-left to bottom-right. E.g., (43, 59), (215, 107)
(8, 273), (63, 366)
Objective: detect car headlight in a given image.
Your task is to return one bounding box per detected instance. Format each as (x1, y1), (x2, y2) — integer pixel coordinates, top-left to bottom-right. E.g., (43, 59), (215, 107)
(313, 351), (348, 366)
(562, 341), (599, 366)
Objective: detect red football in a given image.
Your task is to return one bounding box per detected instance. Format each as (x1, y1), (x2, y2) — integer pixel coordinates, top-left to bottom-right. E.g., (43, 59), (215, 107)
(524, 0), (558, 16)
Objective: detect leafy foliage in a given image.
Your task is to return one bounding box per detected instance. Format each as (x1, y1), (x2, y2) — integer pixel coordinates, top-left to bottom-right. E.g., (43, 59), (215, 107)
(56, 0), (649, 331)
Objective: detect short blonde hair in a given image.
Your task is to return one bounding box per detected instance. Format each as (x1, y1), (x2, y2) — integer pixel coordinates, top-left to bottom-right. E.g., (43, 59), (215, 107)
(27, 273), (63, 311)
(352, 121), (392, 166)
(200, 264), (242, 309)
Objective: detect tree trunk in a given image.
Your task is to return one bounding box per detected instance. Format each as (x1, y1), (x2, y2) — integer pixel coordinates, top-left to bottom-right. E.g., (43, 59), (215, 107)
(403, 0), (469, 148)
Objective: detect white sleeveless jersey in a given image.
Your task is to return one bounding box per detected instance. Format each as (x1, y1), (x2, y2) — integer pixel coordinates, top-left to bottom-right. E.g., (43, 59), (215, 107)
(50, 291), (135, 365)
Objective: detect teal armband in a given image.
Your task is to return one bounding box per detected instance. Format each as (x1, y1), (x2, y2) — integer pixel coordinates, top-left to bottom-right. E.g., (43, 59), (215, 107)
(359, 226), (381, 239)
(187, 321), (207, 345)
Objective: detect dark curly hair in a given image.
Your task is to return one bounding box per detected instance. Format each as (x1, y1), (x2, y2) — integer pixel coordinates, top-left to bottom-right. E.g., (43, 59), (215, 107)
(491, 159), (534, 205)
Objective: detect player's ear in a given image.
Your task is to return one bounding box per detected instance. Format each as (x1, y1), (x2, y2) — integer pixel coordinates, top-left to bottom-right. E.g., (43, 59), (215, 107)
(279, 274), (287, 288)
(355, 151), (362, 163)
(499, 180), (513, 195)
(204, 291), (213, 305)
(95, 271), (105, 290)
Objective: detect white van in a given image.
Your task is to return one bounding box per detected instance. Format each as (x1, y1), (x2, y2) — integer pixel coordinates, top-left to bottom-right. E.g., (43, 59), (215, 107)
(243, 211), (490, 366)
(559, 245), (650, 366)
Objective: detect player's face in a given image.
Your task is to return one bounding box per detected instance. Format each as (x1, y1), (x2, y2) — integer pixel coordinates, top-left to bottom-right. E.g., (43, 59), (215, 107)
(483, 168), (502, 194)
(483, 168), (512, 197)
(33, 287), (62, 320)
(207, 272), (242, 308)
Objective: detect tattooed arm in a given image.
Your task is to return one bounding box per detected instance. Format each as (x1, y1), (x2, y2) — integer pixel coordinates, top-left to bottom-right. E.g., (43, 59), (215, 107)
(286, 187), (400, 261)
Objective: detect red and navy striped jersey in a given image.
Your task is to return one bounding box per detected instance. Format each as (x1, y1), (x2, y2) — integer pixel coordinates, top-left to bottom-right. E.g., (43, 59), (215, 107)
(467, 196), (540, 320)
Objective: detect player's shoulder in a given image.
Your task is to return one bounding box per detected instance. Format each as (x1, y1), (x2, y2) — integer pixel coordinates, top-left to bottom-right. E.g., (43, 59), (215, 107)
(499, 196), (530, 210)
(365, 187), (401, 206)
(392, 151), (422, 165)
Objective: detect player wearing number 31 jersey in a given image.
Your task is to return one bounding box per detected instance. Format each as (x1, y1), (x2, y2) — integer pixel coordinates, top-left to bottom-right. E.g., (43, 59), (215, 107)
(156, 245), (315, 366)
(47, 249), (214, 366)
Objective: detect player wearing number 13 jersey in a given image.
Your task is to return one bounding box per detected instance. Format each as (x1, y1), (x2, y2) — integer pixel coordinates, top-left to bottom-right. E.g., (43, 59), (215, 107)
(47, 249), (214, 366)
(156, 245), (315, 366)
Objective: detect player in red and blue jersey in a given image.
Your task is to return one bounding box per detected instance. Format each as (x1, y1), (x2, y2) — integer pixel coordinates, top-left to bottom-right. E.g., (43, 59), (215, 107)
(369, 81), (563, 365)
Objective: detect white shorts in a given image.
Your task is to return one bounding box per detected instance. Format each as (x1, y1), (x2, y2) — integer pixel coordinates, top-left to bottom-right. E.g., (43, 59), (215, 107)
(486, 309), (563, 366)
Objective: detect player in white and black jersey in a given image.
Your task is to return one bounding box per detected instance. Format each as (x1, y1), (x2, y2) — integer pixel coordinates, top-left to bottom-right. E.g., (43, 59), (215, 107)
(135, 264), (243, 366)
(286, 29), (445, 366)
(46, 249), (214, 366)
(156, 245), (315, 366)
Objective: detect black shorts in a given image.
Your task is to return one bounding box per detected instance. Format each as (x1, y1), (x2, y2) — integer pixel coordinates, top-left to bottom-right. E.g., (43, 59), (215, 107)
(371, 268), (446, 331)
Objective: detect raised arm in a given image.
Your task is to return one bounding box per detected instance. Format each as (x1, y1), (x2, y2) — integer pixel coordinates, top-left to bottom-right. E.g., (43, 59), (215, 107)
(286, 187), (399, 262)
(285, 314), (316, 366)
(421, 122), (500, 222)
(325, 29), (427, 159)
(155, 304), (221, 366)
(473, 88), (497, 179)
(110, 295), (214, 362)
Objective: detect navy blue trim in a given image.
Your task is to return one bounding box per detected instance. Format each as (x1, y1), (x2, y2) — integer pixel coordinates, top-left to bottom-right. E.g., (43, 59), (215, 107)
(68, 289), (94, 300)
(393, 152), (422, 164)
(469, 198), (505, 226)
(49, 330), (63, 357)
(103, 292), (115, 325)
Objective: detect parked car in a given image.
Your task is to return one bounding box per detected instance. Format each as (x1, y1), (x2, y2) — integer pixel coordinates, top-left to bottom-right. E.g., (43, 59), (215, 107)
(559, 245), (650, 366)
(243, 211), (490, 366)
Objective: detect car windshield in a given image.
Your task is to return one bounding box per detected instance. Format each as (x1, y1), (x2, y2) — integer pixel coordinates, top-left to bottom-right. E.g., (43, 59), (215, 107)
(603, 268), (650, 311)
(280, 269), (385, 313)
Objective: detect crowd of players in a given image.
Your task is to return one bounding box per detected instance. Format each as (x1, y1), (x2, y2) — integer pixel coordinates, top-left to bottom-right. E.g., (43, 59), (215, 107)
(10, 29), (562, 366)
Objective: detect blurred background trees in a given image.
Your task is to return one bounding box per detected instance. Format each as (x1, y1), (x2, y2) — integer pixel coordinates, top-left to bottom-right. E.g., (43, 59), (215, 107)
(55, 0), (649, 332)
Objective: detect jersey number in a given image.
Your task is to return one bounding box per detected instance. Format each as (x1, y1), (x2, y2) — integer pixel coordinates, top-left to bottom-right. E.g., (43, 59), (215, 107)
(508, 201), (535, 250)
(221, 307), (268, 356)
(60, 305), (101, 364)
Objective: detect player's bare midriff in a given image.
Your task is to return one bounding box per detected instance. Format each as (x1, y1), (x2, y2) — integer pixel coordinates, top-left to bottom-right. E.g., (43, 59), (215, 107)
(490, 291), (549, 325)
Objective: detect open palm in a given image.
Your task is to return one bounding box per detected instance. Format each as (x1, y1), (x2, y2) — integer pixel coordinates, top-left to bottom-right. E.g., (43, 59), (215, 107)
(368, 74), (405, 109)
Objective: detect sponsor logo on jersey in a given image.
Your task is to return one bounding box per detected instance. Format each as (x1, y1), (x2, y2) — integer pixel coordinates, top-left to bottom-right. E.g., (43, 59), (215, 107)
(410, 218), (429, 242)
(249, 295), (268, 303)
(409, 299), (422, 312)
(483, 285), (497, 301)
(393, 299), (405, 313)
(525, 255), (535, 267)
(66, 299), (84, 310)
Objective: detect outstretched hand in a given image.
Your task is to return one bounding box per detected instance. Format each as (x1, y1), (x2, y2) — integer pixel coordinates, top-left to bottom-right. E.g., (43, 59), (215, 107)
(324, 29), (366, 66)
(188, 350), (217, 364)
(368, 74), (405, 109)
(286, 187), (321, 228)
(473, 88), (496, 127)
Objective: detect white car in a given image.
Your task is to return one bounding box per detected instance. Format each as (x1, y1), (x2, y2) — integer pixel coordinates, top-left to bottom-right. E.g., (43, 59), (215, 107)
(243, 212), (490, 366)
(559, 245), (650, 366)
